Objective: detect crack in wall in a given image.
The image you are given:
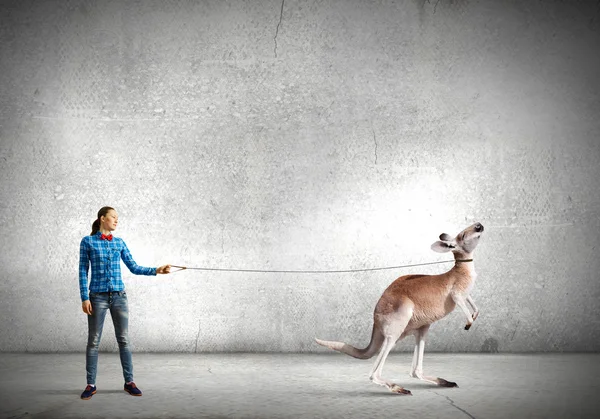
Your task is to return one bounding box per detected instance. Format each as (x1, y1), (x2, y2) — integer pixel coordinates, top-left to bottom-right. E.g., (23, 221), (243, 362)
(220, 224), (225, 253)
(274, 0), (285, 58)
(194, 319), (201, 353)
(371, 125), (378, 164)
(511, 320), (520, 340)
(433, 391), (476, 419)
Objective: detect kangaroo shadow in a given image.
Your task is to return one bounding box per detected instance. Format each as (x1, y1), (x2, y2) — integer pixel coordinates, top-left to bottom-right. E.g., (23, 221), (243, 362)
(336, 381), (460, 398)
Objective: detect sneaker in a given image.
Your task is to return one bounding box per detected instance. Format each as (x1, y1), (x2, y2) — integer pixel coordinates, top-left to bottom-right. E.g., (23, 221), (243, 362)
(80, 385), (96, 400)
(124, 382), (142, 396)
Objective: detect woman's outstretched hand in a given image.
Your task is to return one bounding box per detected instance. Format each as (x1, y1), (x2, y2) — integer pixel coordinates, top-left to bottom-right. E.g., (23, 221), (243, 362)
(157, 264), (171, 274)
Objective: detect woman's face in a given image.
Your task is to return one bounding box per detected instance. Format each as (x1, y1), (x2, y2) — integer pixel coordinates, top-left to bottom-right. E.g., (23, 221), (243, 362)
(101, 209), (119, 232)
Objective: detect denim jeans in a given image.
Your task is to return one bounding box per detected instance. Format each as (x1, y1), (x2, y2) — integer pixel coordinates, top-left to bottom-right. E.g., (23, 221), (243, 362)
(86, 291), (133, 384)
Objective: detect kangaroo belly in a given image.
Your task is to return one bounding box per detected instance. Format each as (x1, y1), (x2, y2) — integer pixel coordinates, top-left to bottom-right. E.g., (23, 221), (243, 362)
(408, 296), (456, 330)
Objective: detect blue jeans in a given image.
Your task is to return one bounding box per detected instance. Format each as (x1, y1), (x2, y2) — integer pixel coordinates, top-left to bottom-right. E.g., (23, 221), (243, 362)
(86, 291), (133, 384)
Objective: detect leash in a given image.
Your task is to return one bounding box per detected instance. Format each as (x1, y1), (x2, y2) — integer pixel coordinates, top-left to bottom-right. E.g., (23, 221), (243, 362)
(168, 259), (473, 274)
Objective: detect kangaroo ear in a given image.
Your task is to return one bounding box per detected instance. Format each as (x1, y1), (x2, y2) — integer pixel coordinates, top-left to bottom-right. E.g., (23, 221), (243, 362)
(431, 240), (456, 253)
(439, 233), (453, 241)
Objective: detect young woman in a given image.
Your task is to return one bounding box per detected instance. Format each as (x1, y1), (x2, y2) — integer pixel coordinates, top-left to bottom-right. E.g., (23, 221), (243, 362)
(79, 206), (172, 400)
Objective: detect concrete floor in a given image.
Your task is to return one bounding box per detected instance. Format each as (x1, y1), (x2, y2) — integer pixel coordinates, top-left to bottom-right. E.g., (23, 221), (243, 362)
(1, 353), (599, 419)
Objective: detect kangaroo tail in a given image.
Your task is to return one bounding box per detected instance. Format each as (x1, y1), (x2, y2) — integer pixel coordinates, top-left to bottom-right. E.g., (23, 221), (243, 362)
(315, 323), (384, 360)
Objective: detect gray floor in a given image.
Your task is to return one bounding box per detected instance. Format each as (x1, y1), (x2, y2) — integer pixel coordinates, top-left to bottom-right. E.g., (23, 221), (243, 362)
(1, 353), (599, 419)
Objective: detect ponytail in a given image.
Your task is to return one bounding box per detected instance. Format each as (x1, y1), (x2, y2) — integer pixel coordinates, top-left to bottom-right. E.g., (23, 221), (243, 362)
(90, 206), (115, 236)
(90, 218), (101, 235)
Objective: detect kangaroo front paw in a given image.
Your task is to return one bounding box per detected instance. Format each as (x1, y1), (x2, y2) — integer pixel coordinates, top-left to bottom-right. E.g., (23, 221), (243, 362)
(389, 384), (412, 395)
(472, 311), (479, 321)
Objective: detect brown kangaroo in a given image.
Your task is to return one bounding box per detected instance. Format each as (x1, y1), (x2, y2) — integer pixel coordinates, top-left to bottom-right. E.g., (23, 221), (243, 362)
(315, 222), (484, 395)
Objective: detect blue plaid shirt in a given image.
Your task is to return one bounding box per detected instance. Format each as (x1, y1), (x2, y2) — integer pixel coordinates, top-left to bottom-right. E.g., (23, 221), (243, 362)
(79, 232), (157, 301)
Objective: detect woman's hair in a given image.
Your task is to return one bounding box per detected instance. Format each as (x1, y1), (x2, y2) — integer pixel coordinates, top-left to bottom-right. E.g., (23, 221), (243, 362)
(90, 206), (115, 235)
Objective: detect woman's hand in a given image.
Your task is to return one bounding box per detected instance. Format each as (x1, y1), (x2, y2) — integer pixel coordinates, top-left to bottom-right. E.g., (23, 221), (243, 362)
(82, 300), (93, 315)
(157, 264), (171, 274)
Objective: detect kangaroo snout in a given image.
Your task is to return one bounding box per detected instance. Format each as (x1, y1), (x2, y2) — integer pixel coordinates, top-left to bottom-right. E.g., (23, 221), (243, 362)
(474, 223), (484, 233)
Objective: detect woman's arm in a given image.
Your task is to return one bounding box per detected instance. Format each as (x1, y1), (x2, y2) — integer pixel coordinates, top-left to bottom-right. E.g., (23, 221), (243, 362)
(120, 241), (157, 275)
(79, 239), (90, 301)
(79, 239), (93, 314)
(120, 240), (171, 275)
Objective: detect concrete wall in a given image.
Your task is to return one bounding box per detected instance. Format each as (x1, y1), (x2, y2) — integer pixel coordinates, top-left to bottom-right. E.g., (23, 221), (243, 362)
(1, 0), (599, 353)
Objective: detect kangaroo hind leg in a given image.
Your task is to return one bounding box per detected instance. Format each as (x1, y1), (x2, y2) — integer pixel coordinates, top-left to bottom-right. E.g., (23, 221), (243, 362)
(368, 303), (413, 395)
(410, 325), (458, 388)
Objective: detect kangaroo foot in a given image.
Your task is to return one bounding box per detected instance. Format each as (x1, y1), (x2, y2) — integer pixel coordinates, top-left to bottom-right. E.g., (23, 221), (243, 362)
(437, 378), (458, 388)
(464, 323), (472, 330)
(389, 384), (412, 395)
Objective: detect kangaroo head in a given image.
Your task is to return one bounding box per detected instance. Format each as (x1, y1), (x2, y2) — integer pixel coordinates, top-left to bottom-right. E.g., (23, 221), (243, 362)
(431, 222), (484, 257)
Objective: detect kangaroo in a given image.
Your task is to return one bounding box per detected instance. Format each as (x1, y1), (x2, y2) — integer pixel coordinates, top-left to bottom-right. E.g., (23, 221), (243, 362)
(315, 222), (484, 395)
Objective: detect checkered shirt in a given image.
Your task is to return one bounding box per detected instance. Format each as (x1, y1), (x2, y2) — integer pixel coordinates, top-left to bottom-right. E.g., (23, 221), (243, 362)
(79, 232), (156, 301)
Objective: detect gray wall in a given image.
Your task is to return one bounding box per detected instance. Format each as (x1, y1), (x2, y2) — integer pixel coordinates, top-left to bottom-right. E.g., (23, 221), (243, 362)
(1, 0), (599, 353)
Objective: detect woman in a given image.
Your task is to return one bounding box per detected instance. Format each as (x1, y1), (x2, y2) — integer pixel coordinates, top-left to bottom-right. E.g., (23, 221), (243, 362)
(79, 206), (172, 400)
